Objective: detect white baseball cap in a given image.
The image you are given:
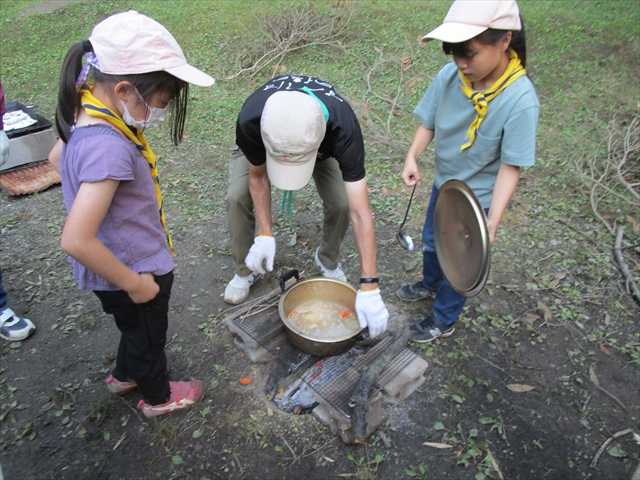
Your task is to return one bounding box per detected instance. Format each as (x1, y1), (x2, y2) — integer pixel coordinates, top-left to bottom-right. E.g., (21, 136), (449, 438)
(422, 0), (521, 44)
(89, 10), (214, 87)
(260, 91), (326, 191)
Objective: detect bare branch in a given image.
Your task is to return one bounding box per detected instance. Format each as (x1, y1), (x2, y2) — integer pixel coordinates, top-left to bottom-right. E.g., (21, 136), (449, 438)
(223, 5), (355, 80)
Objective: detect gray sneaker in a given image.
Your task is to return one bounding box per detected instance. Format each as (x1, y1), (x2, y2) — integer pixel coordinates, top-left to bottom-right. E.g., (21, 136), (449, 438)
(396, 281), (436, 301)
(409, 315), (455, 343)
(224, 273), (262, 305)
(314, 248), (347, 282)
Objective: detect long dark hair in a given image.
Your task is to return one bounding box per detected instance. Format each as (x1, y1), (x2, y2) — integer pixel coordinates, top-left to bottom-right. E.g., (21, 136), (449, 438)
(55, 40), (189, 145)
(442, 16), (527, 67)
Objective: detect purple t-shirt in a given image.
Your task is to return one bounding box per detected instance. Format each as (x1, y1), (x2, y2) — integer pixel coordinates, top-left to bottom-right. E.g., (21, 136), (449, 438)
(60, 125), (174, 291)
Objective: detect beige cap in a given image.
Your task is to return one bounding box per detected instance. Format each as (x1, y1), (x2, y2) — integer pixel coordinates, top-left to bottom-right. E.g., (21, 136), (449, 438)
(260, 91), (326, 191)
(422, 0), (521, 44)
(89, 10), (214, 87)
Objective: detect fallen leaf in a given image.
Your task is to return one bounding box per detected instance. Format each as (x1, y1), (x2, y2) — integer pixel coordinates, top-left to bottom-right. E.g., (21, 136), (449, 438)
(367, 187), (374, 193)
(604, 313), (612, 326)
(406, 77), (419, 94)
(599, 343), (612, 357)
(401, 56), (412, 71)
(423, 442), (453, 449)
(536, 301), (552, 322)
(381, 186), (389, 196)
(374, 46), (382, 53)
(589, 366), (600, 387)
(239, 377), (253, 385)
(171, 179), (181, 185)
(607, 445), (627, 458)
(626, 215), (638, 232)
(287, 232), (297, 247)
(520, 312), (541, 325)
(506, 384), (535, 392)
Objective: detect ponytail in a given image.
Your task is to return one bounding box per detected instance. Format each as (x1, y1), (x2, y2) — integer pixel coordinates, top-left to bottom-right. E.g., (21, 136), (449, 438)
(509, 17), (527, 68)
(55, 41), (89, 143)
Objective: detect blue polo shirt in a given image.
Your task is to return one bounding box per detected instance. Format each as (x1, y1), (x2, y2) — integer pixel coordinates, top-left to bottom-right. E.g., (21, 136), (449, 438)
(414, 62), (540, 208)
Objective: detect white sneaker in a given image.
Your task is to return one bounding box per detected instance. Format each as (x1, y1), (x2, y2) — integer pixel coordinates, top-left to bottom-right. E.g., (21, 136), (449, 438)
(224, 273), (262, 305)
(314, 248), (347, 282)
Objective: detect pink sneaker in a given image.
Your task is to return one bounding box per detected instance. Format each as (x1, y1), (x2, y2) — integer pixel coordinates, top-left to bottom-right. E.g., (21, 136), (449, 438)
(105, 375), (137, 395)
(137, 380), (205, 418)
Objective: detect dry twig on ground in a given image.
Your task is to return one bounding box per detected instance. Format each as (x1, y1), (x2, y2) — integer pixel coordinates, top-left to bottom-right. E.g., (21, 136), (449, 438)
(225, 5), (354, 80)
(577, 113), (640, 304)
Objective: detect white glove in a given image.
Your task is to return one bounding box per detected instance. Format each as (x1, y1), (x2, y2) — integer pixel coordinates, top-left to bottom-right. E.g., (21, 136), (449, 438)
(244, 235), (276, 274)
(355, 288), (389, 339)
(0, 130), (9, 167)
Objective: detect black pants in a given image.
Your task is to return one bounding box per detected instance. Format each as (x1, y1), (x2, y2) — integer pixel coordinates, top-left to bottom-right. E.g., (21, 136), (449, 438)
(94, 271), (173, 405)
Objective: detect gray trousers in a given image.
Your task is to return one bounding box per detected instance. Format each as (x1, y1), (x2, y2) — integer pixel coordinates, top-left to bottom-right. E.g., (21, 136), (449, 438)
(226, 149), (350, 277)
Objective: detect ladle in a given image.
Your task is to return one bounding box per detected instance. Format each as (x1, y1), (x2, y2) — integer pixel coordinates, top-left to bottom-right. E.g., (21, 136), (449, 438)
(396, 184), (416, 251)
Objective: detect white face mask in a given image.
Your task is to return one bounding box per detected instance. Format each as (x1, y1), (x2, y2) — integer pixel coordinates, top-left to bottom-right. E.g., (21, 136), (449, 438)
(120, 87), (169, 130)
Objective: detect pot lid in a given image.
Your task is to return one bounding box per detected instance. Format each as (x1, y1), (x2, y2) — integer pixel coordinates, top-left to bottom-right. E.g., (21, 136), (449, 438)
(433, 180), (491, 297)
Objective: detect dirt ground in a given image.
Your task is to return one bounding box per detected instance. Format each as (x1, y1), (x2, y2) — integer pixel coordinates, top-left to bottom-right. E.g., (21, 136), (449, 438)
(1, 141), (639, 480)
(1, 1), (639, 479)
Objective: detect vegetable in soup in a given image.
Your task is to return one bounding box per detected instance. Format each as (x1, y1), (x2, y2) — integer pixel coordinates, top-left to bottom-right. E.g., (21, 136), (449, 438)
(287, 301), (359, 339)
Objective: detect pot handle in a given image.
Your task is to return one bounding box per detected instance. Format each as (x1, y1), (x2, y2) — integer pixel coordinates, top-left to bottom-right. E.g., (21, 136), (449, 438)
(279, 269), (299, 292)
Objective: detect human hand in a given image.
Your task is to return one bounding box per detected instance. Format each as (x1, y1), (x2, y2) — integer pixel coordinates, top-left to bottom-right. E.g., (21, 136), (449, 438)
(400, 157), (420, 187)
(0, 130), (9, 166)
(128, 273), (160, 304)
(355, 288), (389, 338)
(244, 235), (276, 274)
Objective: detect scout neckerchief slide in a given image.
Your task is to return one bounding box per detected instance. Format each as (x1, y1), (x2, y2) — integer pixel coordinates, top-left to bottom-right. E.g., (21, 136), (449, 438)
(79, 84), (175, 255)
(458, 49), (526, 152)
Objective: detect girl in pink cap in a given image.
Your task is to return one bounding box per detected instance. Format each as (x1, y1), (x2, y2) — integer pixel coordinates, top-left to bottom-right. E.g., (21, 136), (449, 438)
(51, 11), (214, 417)
(397, 0), (539, 343)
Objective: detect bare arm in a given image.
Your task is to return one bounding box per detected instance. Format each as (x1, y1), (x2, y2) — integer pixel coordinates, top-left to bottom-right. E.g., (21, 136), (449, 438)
(487, 163), (520, 244)
(343, 178), (378, 291)
(61, 179), (159, 303)
(401, 125), (434, 187)
(248, 162), (273, 236)
(48, 138), (63, 173)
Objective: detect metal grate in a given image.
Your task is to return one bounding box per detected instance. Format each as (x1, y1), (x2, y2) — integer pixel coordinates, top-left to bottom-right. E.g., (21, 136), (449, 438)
(234, 306), (283, 344)
(313, 341), (418, 417)
(226, 291), (417, 417)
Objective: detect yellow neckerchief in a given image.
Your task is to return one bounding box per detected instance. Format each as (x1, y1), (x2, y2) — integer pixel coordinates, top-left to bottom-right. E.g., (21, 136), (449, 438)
(79, 84), (175, 255)
(458, 49), (527, 152)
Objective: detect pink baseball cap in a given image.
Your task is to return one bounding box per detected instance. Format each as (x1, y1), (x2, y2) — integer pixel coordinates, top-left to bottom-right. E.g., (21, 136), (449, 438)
(260, 91), (326, 191)
(89, 10), (214, 87)
(422, 0), (521, 44)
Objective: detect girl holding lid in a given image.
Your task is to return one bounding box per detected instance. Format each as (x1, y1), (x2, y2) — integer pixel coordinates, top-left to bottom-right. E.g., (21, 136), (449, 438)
(396, 0), (539, 343)
(53, 11), (214, 417)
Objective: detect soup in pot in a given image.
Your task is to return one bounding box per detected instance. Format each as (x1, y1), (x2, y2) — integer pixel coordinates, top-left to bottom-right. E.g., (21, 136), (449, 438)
(287, 300), (359, 339)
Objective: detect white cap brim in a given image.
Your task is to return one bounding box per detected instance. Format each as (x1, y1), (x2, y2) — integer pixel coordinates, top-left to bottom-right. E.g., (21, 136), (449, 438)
(422, 23), (488, 44)
(266, 151), (317, 191)
(166, 63), (215, 87)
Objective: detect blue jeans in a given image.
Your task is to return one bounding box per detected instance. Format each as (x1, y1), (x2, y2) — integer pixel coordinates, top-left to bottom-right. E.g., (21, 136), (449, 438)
(0, 267), (8, 313)
(421, 185), (488, 326)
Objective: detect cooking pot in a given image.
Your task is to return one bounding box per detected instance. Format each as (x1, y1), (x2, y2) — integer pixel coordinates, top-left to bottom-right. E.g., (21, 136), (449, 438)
(279, 276), (364, 357)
